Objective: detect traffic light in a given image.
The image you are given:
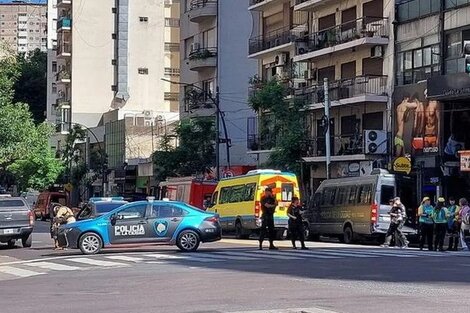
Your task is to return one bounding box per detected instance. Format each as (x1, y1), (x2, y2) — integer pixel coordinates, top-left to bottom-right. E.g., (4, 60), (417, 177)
(464, 40), (470, 73)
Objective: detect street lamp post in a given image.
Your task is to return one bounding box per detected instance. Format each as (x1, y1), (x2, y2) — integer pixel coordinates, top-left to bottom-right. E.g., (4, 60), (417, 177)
(59, 122), (107, 196)
(161, 78), (231, 180)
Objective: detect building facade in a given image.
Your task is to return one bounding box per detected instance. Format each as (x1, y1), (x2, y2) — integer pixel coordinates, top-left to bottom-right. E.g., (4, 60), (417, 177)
(0, 1), (47, 54)
(248, 0), (394, 196)
(179, 0), (258, 175)
(47, 0), (181, 196)
(394, 0), (470, 206)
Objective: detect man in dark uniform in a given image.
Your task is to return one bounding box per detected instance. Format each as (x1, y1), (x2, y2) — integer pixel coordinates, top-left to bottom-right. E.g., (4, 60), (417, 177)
(259, 187), (278, 250)
(287, 197), (308, 250)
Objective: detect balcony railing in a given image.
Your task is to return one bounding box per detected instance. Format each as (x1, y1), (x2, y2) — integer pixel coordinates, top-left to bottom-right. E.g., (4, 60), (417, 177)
(296, 75), (388, 104)
(295, 0), (312, 4)
(57, 17), (72, 30)
(188, 47), (217, 60)
(301, 135), (364, 158)
(57, 71), (71, 81)
(190, 0), (217, 10)
(249, 25), (304, 55)
(247, 135), (277, 151)
(249, 0), (267, 5)
(296, 17), (389, 54)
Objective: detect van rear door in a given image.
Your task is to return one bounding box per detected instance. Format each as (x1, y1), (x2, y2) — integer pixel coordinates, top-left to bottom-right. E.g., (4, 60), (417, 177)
(376, 182), (395, 233)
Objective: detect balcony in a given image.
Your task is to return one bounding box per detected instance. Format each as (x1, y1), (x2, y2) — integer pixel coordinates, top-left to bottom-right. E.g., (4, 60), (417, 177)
(247, 135), (277, 152)
(249, 25), (306, 58)
(301, 135), (367, 163)
(294, 0), (334, 11)
(57, 71), (71, 84)
(188, 0), (217, 23)
(57, 17), (72, 31)
(249, 0), (290, 11)
(294, 17), (389, 63)
(296, 75), (388, 110)
(188, 47), (217, 71)
(56, 97), (71, 109)
(57, 42), (71, 58)
(57, 0), (72, 8)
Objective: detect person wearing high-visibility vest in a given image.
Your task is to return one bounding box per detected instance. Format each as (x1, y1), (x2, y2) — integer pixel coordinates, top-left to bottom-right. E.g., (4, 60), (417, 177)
(418, 197), (434, 251)
(432, 197), (449, 252)
(446, 197), (461, 251)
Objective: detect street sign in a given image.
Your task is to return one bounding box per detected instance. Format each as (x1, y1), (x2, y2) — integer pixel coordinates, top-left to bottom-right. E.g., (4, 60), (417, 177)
(392, 157), (412, 175)
(458, 150), (470, 172)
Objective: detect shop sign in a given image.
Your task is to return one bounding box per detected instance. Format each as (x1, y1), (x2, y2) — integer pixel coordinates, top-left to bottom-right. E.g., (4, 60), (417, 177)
(459, 150), (470, 172)
(392, 157), (412, 175)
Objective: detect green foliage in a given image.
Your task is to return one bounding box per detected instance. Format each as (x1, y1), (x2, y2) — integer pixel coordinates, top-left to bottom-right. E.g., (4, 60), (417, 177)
(248, 77), (306, 175)
(153, 118), (216, 181)
(0, 46), (63, 191)
(13, 49), (47, 124)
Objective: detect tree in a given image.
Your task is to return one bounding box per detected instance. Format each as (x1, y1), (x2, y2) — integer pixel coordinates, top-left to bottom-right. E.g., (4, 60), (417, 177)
(153, 118), (216, 182)
(0, 44), (20, 106)
(248, 76), (306, 175)
(13, 49), (47, 124)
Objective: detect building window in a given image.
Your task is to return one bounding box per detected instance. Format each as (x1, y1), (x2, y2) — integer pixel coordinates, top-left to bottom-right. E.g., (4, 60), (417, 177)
(165, 18), (180, 27)
(164, 42), (180, 52)
(184, 37), (194, 58)
(202, 80), (214, 100)
(138, 67), (149, 75)
(396, 44), (440, 85)
(52, 83), (57, 94)
(52, 61), (57, 72)
(397, 0), (440, 22)
(164, 92), (179, 101)
(139, 16), (148, 22)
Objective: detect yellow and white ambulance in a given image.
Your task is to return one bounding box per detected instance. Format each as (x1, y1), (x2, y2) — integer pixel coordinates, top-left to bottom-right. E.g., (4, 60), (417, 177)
(207, 170), (300, 239)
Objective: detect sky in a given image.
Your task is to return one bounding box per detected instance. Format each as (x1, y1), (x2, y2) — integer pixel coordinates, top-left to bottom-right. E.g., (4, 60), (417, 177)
(0, 0), (47, 4)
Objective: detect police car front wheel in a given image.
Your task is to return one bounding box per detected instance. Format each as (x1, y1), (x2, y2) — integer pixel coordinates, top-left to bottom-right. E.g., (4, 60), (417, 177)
(79, 232), (102, 255)
(176, 230), (200, 252)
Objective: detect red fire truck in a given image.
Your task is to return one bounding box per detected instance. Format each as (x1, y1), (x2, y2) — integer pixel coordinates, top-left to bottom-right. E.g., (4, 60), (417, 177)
(158, 177), (217, 210)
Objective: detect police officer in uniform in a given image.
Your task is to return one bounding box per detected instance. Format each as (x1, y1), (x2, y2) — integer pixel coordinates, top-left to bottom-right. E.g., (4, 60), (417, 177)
(287, 197), (308, 250)
(51, 205), (76, 250)
(259, 187), (278, 250)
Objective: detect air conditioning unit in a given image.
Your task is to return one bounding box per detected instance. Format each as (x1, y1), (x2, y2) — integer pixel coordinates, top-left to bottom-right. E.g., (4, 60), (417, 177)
(371, 46), (383, 58)
(274, 52), (288, 66)
(190, 42), (200, 52)
(296, 42), (308, 55)
(364, 130), (387, 154)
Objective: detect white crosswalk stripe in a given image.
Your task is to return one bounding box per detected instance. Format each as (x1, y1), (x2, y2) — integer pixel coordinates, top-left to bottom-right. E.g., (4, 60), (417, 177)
(26, 261), (81, 271)
(105, 255), (144, 263)
(66, 257), (129, 267)
(258, 250), (342, 259)
(318, 249), (418, 258)
(213, 250), (302, 260)
(144, 253), (220, 262)
(0, 266), (44, 278)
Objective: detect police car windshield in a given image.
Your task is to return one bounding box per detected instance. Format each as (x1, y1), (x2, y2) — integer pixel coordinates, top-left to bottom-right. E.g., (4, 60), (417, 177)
(95, 202), (126, 214)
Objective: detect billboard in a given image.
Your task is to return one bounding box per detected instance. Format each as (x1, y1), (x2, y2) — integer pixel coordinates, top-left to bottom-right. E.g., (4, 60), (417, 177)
(393, 82), (440, 157)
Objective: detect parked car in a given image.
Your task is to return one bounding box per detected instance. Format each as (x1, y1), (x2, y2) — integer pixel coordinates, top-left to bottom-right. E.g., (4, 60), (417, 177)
(58, 198), (221, 254)
(76, 197), (128, 220)
(0, 195), (34, 248)
(33, 191), (68, 220)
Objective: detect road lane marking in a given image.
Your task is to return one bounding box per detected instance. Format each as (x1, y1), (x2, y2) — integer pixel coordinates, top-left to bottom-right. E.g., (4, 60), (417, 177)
(261, 250), (343, 259)
(66, 258), (128, 267)
(26, 261), (80, 271)
(105, 255), (144, 263)
(212, 251), (301, 260)
(0, 266), (44, 278)
(229, 307), (339, 313)
(191, 251), (263, 261)
(144, 253), (220, 262)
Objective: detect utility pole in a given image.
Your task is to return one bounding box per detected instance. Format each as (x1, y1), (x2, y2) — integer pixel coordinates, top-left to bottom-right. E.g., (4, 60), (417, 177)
(151, 120), (155, 153)
(324, 78), (331, 180)
(215, 86), (220, 181)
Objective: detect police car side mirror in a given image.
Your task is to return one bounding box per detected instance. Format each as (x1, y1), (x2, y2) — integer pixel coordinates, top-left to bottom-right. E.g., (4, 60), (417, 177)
(110, 214), (117, 226)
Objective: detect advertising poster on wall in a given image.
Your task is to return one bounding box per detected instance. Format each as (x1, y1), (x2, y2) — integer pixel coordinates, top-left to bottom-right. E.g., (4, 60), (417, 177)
(393, 82), (440, 157)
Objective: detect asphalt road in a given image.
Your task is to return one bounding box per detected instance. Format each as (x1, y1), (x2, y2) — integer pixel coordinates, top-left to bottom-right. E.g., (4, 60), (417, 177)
(0, 222), (469, 313)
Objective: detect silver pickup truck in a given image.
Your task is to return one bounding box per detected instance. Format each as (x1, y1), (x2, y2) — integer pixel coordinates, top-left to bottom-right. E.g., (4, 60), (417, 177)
(0, 195), (34, 248)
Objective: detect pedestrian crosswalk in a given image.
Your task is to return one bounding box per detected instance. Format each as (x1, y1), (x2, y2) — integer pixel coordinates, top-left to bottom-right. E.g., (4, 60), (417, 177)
(0, 248), (468, 281)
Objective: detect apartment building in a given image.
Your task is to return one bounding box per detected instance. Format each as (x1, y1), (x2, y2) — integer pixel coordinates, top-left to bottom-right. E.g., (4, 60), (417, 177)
(248, 0), (394, 195)
(393, 0), (470, 206)
(0, 1), (47, 54)
(46, 0), (58, 124)
(179, 0), (257, 175)
(47, 0), (181, 196)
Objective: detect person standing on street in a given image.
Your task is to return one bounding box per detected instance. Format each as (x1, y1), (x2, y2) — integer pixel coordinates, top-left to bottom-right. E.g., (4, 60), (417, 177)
(447, 197), (461, 251)
(259, 187), (278, 250)
(381, 198), (408, 248)
(418, 197), (434, 251)
(394, 197), (409, 248)
(458, 198), (470, 251)
(287, 197), (308, 250)
(432, 197), (449, 252)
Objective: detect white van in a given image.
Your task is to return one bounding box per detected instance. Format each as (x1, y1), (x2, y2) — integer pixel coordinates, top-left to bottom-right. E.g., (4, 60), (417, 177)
(304, 169), (416, 243)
